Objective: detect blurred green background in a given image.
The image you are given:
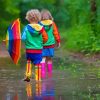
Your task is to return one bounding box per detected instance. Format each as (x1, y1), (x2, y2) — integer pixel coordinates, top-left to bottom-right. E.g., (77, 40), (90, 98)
(0, 0), (100, 54)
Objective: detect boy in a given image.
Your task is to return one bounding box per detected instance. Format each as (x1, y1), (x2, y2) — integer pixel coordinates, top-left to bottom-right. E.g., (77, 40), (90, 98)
(22, 9), (48, 82)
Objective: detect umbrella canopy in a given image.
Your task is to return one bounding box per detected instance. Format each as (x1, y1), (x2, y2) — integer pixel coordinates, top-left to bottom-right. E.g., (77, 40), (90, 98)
(6, 19), (21, 64)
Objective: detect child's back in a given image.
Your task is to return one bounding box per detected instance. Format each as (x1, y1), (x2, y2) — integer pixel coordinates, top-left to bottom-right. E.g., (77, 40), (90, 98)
(22, 23), (47, 52)
(21, 9), (48, 82)
(39, 19), (60, 48)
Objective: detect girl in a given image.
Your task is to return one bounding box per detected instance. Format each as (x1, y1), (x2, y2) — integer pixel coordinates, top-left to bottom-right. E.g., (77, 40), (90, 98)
(40, 9), (61, 79)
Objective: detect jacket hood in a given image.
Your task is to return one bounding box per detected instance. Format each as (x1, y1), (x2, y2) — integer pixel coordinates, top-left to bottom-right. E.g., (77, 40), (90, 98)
(40, 20), (53, 26)
(27, 24), (43, 35)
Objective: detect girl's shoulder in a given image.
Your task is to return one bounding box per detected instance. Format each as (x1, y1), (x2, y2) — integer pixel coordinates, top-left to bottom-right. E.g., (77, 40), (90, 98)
(40, 20), (53, 26)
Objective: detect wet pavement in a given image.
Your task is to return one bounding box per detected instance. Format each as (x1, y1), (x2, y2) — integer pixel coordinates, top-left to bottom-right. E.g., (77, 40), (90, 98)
(0, 65), (100, 100)
(0, 44), (100, 100)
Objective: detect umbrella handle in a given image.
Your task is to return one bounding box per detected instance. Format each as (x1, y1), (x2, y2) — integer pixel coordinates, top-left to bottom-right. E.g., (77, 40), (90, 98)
(3, 40), (6, 42)
(2, 40), (6, 44)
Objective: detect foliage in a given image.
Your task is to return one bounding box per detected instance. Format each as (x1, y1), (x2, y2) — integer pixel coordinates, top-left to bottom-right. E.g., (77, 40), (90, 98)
(0, 0), (20, 39)
(61, 24), (100, 53)
(0, 0), (100, 53)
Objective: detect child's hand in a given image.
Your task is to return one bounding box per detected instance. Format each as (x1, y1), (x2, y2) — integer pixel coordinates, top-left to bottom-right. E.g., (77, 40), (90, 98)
(55, 42), (60, 48)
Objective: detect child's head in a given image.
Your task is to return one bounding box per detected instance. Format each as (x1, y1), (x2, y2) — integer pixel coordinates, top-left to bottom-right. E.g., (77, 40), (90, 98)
(26, 9), (41, 23)
(41, 9), (53, 21)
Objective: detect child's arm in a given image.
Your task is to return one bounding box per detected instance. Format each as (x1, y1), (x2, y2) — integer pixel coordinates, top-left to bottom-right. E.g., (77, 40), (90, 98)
(41, 27), (48, 44)
(21, 26), (27, 41)
(52, 22), (61, 48)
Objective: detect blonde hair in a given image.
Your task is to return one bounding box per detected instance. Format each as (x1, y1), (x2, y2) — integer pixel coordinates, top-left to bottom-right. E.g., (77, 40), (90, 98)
(41, 9), (53, 20)
(25, 9), (41, 22)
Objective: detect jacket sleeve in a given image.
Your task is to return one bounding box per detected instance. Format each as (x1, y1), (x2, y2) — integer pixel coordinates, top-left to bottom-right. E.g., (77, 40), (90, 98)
(41, 27), (48, 43)
(21, 26), (27, 41)
(53, 22), (60, 43)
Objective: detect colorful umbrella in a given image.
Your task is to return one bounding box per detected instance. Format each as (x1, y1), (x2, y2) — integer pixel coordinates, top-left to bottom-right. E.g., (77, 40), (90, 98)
(6, 19), (21, 64)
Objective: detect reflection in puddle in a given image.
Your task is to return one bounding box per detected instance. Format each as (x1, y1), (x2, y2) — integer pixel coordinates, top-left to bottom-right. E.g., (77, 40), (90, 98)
(26, 83), (32, 100)
(41, 79), (55, 100)
(5, 93), (18, 100)
(0, 66), (100, 100)
(25, 78), (55, 100)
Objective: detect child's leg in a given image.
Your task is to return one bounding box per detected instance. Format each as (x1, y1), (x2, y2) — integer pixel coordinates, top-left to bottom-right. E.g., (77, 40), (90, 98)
(41, 57), (46, 79)
(25, 60), (32, 78)
(47, 57), (53, 78)
(35, 64), (41, 81)
(24, 60), (32, 82)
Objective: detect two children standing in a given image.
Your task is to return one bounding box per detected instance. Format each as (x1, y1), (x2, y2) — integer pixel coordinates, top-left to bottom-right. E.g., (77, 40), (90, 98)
(22, 9), (60, 82)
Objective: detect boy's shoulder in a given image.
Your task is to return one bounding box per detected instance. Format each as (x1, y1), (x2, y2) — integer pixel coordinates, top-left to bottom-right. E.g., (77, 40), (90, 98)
(27, 24), (43, 31)
(40, 20), (53, 26)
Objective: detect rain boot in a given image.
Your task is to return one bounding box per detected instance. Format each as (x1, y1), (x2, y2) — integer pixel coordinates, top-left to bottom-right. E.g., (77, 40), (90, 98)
(41, 63), (46, 79)
(24, 60), (32, 82)
(35, 64), (41, 81)
(47, 62), (52, 78)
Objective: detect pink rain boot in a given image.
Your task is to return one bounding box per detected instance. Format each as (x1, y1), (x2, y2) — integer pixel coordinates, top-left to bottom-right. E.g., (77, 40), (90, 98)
(47, 62), (52, 78)
(41, 63), (46, 79)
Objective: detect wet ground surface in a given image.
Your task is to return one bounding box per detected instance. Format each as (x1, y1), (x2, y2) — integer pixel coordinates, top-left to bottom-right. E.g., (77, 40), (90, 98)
(0, 43), (9, 57)
(0, 63), (100, 100)
(0, 45), (100, 100)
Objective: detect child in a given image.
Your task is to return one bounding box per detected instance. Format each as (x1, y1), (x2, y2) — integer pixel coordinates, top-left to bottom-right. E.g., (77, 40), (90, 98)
(22, 9), (48, 82)
(39, 9), (61, 79)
